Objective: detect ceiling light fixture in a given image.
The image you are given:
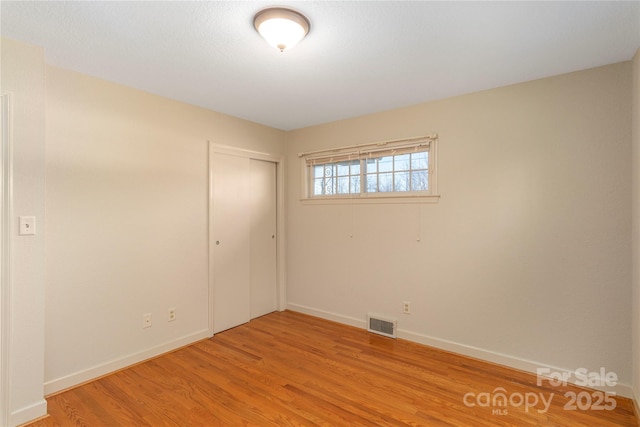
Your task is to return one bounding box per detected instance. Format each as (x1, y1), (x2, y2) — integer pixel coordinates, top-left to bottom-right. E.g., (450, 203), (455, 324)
(253, 8), (310, 52)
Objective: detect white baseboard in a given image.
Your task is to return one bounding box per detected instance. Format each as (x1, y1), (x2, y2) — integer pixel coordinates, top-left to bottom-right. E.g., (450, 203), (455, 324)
(10, 399), (47, 427)
(287, 303), (634, 399)
(287, 303), (366, 329)
(398, 328), (634, 398)
(44, 329), (210, 396)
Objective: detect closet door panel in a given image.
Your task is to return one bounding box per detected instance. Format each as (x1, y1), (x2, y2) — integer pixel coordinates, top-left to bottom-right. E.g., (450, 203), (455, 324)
(250, 159), (277, 319)
(212, 153), (251, 333)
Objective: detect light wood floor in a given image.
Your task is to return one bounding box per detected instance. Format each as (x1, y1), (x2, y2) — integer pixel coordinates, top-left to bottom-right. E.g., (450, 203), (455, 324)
(28, 311), (638, 426)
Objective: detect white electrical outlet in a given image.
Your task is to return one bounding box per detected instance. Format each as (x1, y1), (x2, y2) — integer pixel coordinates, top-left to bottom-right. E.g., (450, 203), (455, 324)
(143, 313), (152, 328)
(168, 308), (176, 322)
(403, 301), (411, 314)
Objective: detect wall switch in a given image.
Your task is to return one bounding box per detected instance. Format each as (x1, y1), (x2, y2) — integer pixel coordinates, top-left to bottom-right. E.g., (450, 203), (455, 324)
(403, 301), (411, 314)
(19, 216), (36, 235)
(168, 308), (176, 322)
(143, 313), (152, 328)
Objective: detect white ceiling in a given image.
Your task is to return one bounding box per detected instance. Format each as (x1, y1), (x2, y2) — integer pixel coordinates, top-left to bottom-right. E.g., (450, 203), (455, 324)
(2, 1), (639, 130)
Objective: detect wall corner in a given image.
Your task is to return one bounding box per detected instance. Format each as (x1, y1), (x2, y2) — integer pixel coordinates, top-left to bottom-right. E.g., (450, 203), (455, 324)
(631, 46), (640, 415)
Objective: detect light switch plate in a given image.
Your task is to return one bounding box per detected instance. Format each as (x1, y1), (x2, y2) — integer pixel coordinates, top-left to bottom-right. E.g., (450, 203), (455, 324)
(19, 216), (36, 235)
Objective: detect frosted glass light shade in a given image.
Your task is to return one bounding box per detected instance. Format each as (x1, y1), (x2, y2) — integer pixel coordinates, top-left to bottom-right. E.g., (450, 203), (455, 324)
(254, 8), (310, 51)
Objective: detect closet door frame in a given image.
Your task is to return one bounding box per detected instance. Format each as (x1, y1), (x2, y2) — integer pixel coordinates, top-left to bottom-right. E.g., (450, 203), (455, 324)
(207, 143), (286, 336)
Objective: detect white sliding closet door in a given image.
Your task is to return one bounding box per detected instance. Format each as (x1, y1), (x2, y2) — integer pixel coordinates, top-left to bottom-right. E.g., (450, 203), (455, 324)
(211, 153), (278, 334)
(250, 159), (277, 319)
(212, 153), (251, 333)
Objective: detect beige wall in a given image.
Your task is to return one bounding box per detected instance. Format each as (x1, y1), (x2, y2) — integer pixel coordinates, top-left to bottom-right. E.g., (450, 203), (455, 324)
(286, 62), (633, 394)
(0, 38), (47, 426)
(44, 65), (285, 394)
(632, 47), (640, 409)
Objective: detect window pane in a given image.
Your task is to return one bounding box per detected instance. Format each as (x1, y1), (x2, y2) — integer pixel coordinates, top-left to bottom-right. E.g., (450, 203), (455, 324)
(394, 172), (410, 192)
(411, 170), (428, 191)
(323, 177), (335, 195)
(313, 178), (323, 195)
(411, 152), (428, 170)
(378, 172), (393, 192)
(378, 156), (393, 173)
(394, 153), (410, 171)
(366, 159), (377, 173)
(351, 162), (360, 175)
(337, 162), (350, 176)
(314, 165), (325, 179)
(336, 177), (350, 194)
(327, 165), (337, 178)
(365, 174), (377, 192)
(350, 176), (361, 193)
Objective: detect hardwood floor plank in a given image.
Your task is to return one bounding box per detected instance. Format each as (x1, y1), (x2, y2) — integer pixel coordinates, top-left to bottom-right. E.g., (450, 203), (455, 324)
(28, 311), (638, 426)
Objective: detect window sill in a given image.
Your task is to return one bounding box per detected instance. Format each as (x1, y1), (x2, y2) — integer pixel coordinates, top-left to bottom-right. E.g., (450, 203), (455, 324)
(300, 194), (441, 205)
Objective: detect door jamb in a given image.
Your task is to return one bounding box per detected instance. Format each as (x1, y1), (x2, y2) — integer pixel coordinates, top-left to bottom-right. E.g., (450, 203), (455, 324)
(1, 93), (13, 427)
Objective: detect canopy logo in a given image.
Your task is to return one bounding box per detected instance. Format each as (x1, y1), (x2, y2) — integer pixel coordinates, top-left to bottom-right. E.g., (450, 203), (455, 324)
(462, 388), (554, 414)
(462, 367), (618, 415)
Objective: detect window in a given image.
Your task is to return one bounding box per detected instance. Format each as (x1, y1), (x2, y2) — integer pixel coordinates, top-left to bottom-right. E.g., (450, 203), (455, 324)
(301, 135), (438, 201)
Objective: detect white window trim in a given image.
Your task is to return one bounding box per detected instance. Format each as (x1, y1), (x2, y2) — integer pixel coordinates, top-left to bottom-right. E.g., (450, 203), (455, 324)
(299, 135), (440, 204)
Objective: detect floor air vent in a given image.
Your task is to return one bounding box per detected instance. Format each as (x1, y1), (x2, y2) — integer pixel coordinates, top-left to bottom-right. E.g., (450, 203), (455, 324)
(367, 313), (397, 339)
